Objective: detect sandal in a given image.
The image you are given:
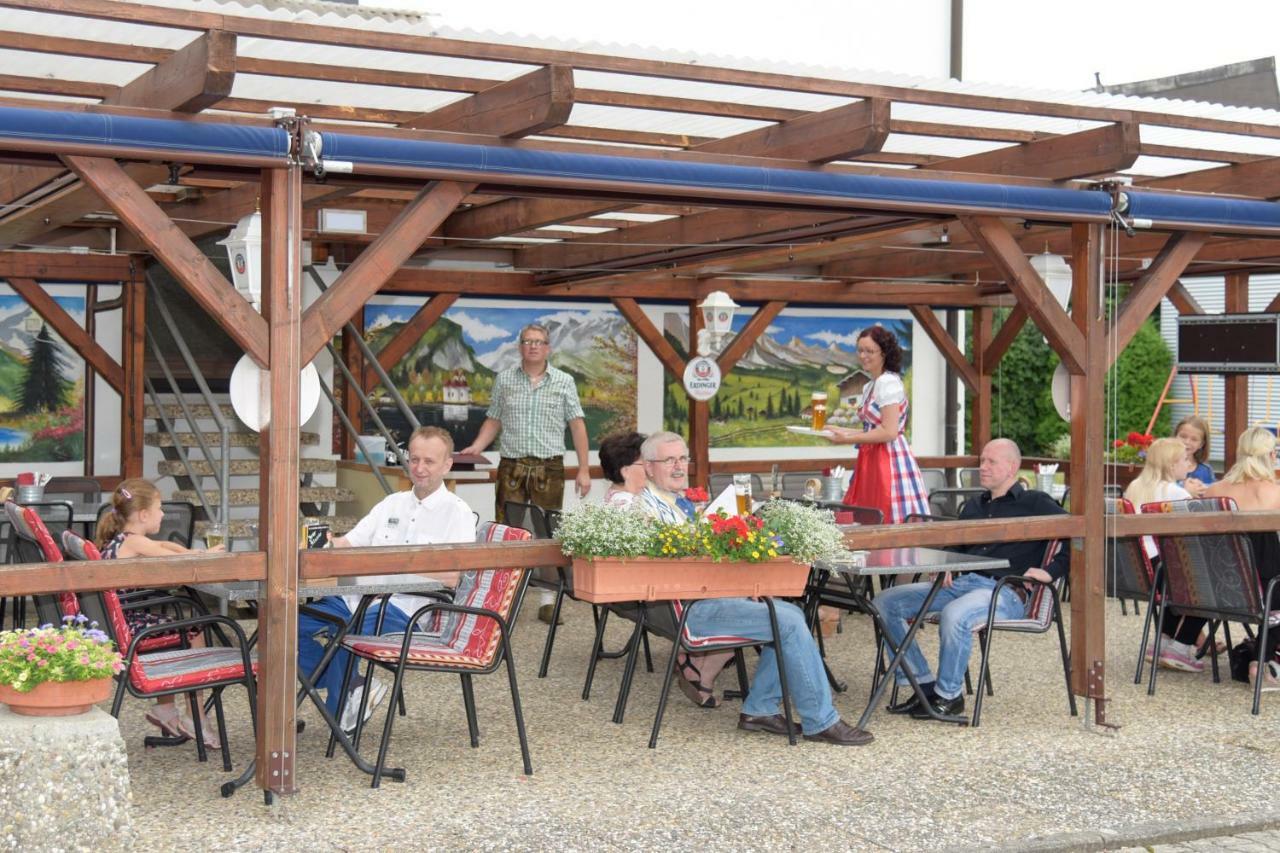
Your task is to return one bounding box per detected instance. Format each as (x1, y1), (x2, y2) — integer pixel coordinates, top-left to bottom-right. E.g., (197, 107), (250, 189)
(1248, 661), (1280, 692)
(179, 707), (222, 750)
(676, 654), (719, 709)
(145, 705), (190, 741)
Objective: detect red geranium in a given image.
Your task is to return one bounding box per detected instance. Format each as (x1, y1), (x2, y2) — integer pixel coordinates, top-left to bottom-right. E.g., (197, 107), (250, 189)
(684, 487), (708, 502)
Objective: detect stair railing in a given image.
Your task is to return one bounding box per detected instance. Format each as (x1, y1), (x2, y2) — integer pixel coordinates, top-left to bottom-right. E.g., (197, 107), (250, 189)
(146, 271), (230, 528)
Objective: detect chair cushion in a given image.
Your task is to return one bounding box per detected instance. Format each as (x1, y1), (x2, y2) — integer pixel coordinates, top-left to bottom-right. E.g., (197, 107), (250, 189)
(61, 529), (102, 562)
(131, 646), (259, 692)
(477, 521), (533, 543)
(20, 505), (63, 563)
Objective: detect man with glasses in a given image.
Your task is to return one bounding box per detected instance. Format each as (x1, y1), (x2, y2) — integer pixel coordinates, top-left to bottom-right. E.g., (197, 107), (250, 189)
(635, 431), (873, 746)
(461, 322), (591, 623)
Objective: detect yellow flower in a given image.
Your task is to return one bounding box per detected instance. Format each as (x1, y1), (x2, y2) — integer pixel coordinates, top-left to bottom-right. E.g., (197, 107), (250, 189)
(768, 549), (778, 557)
(751, 551), (759, 559)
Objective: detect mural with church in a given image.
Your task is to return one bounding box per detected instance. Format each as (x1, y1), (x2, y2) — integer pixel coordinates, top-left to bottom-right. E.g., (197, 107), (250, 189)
(662, 309), (913, 448)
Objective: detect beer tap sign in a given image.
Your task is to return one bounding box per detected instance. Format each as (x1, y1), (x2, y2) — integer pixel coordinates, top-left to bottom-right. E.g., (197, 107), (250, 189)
(683, 291), (738, 401)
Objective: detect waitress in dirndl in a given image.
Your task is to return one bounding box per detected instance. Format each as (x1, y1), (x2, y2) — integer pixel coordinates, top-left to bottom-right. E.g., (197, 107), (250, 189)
(824, 325), (928, 523)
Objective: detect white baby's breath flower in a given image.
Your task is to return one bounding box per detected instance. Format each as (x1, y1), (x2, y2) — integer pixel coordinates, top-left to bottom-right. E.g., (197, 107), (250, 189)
(555, 504), (659, 558)
(755, 500), (845, 563)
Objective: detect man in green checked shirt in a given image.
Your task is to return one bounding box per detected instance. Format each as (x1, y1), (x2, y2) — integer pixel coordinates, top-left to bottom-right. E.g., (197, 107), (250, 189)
(461, 322), (592, 623)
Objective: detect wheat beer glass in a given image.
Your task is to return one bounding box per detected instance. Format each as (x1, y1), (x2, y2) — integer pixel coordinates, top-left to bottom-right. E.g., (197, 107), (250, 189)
(733, 473), (753, 515)
(811, 391), (828, 431)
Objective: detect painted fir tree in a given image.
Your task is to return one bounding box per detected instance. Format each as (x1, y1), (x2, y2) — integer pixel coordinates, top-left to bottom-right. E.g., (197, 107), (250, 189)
(19, 323), (72, 414)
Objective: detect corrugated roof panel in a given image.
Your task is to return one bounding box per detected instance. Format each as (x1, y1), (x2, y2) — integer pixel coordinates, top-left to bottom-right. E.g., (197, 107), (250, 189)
(1120, 155), (1228, 177)
(565, 104), (768, 138)
(1139, 124), (1280, 158)
(232, 73), (463, 113)
(881, 134), (1012, 158)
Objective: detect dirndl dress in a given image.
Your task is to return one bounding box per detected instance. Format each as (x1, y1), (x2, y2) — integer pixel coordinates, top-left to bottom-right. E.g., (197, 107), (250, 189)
(842, 372), (928, 523)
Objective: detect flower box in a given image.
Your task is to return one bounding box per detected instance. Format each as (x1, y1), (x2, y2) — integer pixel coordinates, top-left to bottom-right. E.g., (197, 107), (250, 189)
(571, 556), (809, 604)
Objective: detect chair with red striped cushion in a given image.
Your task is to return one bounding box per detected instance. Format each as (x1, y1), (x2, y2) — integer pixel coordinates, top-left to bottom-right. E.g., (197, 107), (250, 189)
(60, 528), (259, 773)
(337, 520), (534, 786)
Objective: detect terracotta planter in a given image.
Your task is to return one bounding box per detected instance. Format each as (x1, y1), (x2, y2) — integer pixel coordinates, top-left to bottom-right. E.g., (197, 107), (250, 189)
(571, 556), (809, 604)
(1106, 463), (1143, 489)
(0, 677), (113, 717)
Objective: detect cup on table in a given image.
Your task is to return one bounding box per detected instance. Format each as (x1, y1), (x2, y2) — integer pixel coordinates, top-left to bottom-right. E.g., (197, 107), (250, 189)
(204, 523), (226, 551)
(733, 473), (753, 515)
(811, 391), (828, 431)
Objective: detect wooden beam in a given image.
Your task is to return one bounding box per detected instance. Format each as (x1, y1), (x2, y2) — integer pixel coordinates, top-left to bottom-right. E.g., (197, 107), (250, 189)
(961, 215), (1085, 374)
(362, 293), (459, 391)
(846, 514), (1083, 550)
(255, 164), (303, 796)
(443, 196), (616, 240)
(121, 268), (144, 479)
(300, 181), (472, 364)
(63, 155), (270, 366)
(982, 305), (1028, 367)
(0, 250), (131, 282)
(688, 299), (709, 492)
(1166, 279), (1205, 315)
(1067, 222), (1105, 704)
(403, 65), (574, 137)
(1142, 155), (1280, 198)
(1224, 272), (1250, 470)
(105, 29), (236, 113)
(695, 98), (890, 163)
(944, 122), (1140, 180)
(7, 277), (124, 393)
(610, 297), (685, 378)
(1106, 232), (1209, 367)
(909, 305), (978, 392)
(0, 162), (170, 250)
(970, 307), (992, 451)
(717, 301), (786, 375)
(0, 552), (266, 596)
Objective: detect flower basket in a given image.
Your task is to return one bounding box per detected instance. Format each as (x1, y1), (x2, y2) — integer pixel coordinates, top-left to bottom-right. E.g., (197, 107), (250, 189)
(571, 555), (809, 603)
(0, 676), (112, 717)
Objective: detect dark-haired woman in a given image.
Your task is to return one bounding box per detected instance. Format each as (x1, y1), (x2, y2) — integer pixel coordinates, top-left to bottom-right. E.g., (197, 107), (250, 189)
(598, 431), (647, 509)
(825, 325), (928, 523)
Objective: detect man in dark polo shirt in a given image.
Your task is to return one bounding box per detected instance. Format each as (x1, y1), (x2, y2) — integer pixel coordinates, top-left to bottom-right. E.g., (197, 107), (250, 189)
(877, 438), (1069, 719)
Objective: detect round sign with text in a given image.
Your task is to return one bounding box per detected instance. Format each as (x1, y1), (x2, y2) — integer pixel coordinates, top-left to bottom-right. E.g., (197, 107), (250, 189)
(683, 356), (722, 401)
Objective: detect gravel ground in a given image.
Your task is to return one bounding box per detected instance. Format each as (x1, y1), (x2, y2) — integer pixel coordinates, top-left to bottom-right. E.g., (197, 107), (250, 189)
(106, 597), (1280, 852)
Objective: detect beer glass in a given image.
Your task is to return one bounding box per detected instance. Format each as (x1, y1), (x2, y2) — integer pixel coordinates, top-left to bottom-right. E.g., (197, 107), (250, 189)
(204, 523), (226, 551)
(733, 473), (753, 515)
(811, 391), (828, 431)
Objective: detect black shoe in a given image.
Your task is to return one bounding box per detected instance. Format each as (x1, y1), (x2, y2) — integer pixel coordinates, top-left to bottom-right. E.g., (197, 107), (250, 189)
(803, 719), (875, 746)
(886, 685), (934, 715)
(909, 693), (965, 720)
(737, 713), (796, 737)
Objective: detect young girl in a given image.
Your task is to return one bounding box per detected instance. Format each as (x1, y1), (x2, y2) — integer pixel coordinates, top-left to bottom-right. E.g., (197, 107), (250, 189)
(96, 478), (224, 745)
(1174, 416), (1215, 497)
(1124, 438), (1205, 673)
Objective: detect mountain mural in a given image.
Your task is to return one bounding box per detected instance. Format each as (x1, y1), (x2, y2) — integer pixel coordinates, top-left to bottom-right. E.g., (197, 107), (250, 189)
(366, 316), (488, 384)
(478, 310), (635, 386)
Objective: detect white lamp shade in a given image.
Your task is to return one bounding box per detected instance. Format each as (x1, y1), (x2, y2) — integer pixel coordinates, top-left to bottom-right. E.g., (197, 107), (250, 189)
(218, 211), (263, 312)
(228, 355), (321, 432)
(1029, 251), (1072, 311)
(699, 290), (739, 336)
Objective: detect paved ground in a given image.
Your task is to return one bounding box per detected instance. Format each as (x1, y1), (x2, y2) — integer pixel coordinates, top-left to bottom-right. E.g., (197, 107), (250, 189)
(98, 595), (1279, 851)
(1119, 830), (1280, 852)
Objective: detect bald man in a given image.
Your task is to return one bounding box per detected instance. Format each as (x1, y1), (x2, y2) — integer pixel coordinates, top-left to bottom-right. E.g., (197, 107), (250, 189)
(876, 438), (1069, 720)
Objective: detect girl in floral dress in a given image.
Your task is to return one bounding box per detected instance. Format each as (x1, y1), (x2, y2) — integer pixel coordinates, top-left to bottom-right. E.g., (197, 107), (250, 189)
(825, 325), (928, 523)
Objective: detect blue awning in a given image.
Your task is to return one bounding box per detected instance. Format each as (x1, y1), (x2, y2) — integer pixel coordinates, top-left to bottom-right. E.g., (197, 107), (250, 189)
(1123, 191), (1280, 233)
(317, 132), (1115, 222)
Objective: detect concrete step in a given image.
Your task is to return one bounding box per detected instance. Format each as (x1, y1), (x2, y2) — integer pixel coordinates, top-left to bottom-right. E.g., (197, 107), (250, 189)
(170, 486), (354, 506)
(156, 458), (337, 477)
(144, 431), (319, 447)
(196, 516), (359, 540)
(144, 402), (238, 420)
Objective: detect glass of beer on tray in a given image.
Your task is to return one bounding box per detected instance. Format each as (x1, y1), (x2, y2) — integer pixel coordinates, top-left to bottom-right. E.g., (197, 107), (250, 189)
(733, 473), (753, 515)
(811, 391), (828, 431)
(204, 523), (226, 551)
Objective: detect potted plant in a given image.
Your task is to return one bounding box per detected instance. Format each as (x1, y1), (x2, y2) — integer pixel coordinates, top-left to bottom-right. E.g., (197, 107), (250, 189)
(0, 614), (124, 716)
(1106, 431), (1154, 487)
(556, 501), (845, 603)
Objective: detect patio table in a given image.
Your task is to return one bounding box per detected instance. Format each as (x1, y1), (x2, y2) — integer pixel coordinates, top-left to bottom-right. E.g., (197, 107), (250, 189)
(192, 572), (446, 798)
(807, 547), (1009, 728)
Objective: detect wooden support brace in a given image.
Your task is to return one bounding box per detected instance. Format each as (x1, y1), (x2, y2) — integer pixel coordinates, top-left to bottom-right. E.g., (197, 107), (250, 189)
(7, 277), (124, 393)
(982, 305), (1028, 367)
(62, 155), (269, 366)
(403, 65), (574, 137)
(695, 98), (890, 163)
(1106, 232), (1209, 367)
(610, 297), (686, 378)
(909, 305), (978, 392)
(717, 301), (786, 375)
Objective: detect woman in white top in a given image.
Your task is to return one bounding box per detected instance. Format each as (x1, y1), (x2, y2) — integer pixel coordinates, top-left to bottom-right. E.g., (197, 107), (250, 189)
(1125, 437), (1201, 672)
(599, 431), (647, 509)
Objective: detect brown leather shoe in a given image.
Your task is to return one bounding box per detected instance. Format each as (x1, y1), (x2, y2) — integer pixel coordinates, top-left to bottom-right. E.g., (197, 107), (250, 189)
(804, 719), (874, 746)
(737, 713), (796, 736)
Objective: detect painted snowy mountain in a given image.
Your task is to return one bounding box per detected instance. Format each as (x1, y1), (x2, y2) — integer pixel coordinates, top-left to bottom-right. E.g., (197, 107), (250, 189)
(477, 310), (634, 381)
(661, 315), (861, 373)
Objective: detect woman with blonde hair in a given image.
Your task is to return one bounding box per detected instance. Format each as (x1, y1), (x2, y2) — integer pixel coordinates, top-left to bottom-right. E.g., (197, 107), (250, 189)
(1125, 438), (1203, 671)
(1202, 428), (1280, 688)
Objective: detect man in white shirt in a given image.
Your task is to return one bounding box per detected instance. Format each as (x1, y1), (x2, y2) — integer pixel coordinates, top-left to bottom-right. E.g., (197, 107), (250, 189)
(297, 425), (475, 730)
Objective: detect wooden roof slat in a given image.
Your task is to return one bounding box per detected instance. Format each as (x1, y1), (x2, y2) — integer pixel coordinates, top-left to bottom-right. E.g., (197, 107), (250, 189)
(403, 64), (574, 137)
(106, 28), (235, 113)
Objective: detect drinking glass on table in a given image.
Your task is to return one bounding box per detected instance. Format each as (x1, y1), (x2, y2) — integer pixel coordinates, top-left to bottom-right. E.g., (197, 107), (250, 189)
(204, 522), (227, 551)
(733, 473), (753, 515)
(811, 391), (828, 431)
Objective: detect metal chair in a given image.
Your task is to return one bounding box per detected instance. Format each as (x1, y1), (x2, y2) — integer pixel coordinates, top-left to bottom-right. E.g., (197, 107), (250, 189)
(782, 472), (824, 500)
(44, 476), (100, 503)
(957, 467), (982, 487)
(927, 487), (984, 519)
(503, 500), (572, 678)
(918, 467), (947, 495)
(1145, 497), (1278, 713)
(337, 521), (534, 785)
(1, 499), (73, 628)
(158, 501), (196, 547)
(709, 473), (764, 500)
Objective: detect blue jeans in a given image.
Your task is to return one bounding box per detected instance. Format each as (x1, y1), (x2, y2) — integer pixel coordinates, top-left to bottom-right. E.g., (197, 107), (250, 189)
(297, 597), (411, 715)
(684, 598), (839, 735)
(876, 573), (1024, 701)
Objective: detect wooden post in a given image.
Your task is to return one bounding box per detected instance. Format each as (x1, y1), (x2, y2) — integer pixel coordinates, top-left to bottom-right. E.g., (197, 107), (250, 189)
(687, 299), (709, 490)
(971, 307), (992, 453)
(121, 271), (145, 480)
(1067, 222), (1107, 710)
(254, 162), (303, 795)
(340, 310), (363, 459)
(1223, 272), (1250, 469)
(84, 284), (97, 477)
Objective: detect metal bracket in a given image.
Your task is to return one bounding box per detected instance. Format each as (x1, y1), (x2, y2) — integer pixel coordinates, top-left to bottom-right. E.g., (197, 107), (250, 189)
(1088, 659), (1120, 730)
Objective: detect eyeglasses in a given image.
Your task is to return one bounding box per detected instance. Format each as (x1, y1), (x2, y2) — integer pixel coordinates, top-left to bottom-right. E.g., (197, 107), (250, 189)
(520, 339), (549, 347)
(647, 455), (690, 467)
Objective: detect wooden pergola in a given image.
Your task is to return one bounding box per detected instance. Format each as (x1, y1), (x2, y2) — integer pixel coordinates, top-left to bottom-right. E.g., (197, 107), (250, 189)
(1, 0), (1280, 797)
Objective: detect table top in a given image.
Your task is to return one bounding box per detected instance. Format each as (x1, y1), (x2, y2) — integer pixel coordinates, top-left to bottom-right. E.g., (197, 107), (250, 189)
(813, 546), (1009, 577)
(193, 573), (446, 603)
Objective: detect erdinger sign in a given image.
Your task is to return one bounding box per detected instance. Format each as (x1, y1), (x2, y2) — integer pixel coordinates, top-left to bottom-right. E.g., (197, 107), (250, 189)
(683, 356), (722, 401)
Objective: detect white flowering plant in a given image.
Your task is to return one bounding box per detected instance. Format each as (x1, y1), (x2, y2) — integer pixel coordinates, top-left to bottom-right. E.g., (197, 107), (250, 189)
(755, 499), (847, 564)
(554, 504), (660, 559)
